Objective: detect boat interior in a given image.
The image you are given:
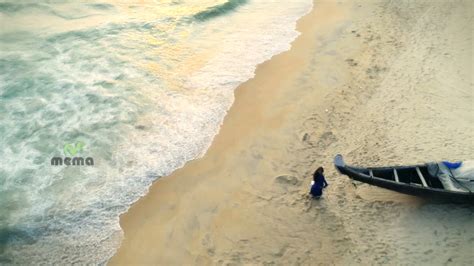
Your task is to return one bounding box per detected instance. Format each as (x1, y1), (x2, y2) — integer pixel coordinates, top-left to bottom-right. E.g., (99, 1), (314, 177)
(354, 166), (445, 189)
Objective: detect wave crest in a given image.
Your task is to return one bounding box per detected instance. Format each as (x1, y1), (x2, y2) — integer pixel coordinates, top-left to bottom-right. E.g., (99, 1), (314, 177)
(193, 0), (247, 22)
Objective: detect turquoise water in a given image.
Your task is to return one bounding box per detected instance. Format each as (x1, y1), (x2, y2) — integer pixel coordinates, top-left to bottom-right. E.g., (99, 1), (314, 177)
(0, 0), (312, 263)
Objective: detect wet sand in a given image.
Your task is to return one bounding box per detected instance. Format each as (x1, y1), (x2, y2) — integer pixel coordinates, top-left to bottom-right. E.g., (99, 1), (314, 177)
(110, 0), (473, 265)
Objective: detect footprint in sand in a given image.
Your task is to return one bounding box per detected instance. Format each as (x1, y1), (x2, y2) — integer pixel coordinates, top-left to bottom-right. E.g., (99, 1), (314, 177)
(274, 175), (299, 186)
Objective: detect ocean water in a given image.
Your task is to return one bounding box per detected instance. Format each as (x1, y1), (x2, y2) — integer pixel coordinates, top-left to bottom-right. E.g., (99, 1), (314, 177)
(0, 0), (312, 264)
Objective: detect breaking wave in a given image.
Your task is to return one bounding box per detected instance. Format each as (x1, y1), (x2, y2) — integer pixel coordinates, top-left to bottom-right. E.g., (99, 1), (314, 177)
(193, 0), (248, 22)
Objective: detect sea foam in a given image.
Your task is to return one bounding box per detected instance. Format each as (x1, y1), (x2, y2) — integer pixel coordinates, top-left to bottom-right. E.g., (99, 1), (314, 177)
(0, 0), (312, 263)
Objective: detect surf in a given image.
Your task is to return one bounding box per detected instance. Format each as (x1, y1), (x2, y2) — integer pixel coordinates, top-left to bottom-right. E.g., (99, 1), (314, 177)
(0, 0), (313, 264)
(193, 0), (248, 21)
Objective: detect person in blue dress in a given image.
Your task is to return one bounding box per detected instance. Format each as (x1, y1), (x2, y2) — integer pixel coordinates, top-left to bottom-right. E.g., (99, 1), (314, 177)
(310, 167), (328, 198)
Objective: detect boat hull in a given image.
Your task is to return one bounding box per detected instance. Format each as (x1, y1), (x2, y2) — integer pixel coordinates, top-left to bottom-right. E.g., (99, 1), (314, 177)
(334, 155), (474, 203)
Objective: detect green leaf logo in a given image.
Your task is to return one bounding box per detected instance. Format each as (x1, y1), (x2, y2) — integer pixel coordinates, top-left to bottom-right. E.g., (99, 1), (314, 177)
(64, 141), (85, 156)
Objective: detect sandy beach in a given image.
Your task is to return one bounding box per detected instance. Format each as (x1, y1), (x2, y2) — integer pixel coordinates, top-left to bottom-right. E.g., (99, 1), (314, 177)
(110, 0), (473, 265)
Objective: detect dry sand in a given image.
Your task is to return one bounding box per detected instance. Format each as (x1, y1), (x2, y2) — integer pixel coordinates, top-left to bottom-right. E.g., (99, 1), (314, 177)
(110, 0), (473, 265)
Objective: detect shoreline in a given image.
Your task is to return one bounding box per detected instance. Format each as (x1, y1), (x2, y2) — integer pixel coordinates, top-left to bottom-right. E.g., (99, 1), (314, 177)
(110, 0), (473, 264)
(110, 1), (353, 264)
